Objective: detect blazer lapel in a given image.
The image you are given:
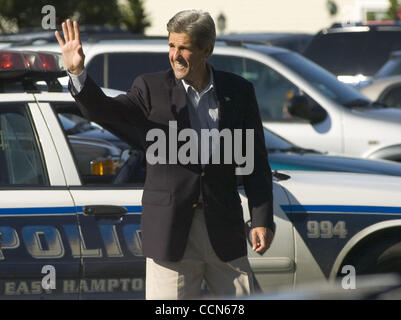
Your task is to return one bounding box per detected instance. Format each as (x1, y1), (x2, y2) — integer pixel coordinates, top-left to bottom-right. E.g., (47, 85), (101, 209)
(212, 68), (236, 131)
(169, 73), (191, 130)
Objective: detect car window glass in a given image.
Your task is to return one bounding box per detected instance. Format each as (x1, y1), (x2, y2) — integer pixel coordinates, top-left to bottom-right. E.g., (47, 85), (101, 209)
(89, 53), (170, 91)
(209, 54), (303, 120)
(304, 31), (401, 76)
(0, 104), (48, 186)
(86, 54), (104, 87)
(264, 129), (293, 150)
(208, 54), (244, 76)
(275, 52), (368, 107)
(245, 57), (299, 120)
(53, 103), (146, 186)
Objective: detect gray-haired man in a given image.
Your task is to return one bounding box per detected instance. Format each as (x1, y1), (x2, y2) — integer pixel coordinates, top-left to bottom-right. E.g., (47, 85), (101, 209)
(56, 9), (274, 299)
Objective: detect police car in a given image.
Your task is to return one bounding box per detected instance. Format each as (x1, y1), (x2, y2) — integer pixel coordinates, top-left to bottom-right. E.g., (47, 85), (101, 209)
(1, 50), (401, 300)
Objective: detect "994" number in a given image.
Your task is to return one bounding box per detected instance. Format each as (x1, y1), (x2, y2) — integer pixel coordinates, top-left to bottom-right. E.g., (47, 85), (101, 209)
(307, 220), (347, 239)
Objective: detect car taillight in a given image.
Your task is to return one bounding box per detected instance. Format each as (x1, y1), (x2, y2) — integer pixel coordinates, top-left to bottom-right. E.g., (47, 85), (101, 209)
(38, 52), (57, 71)
(23, 52), (45, 71)
(0, 51), (25, 71)
(0, 50), (66, 81)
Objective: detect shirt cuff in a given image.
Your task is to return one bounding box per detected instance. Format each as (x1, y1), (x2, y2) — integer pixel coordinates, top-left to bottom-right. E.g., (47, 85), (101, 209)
(68, 69), (87, 94)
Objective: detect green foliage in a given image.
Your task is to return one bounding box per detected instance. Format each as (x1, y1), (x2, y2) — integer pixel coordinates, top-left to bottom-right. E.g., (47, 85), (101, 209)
(326, 0), (338, 17)
(0, 0), (151, 33)
(120, 0), (151, 34)
(386, 0), (400, 21)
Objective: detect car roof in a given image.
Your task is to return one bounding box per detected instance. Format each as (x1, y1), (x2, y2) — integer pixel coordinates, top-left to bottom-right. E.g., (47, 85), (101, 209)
(9, 38), (293, 60)
(321, 23), (401, 33)
(217, 33), (313, 51)
(218, 32), (312, 39)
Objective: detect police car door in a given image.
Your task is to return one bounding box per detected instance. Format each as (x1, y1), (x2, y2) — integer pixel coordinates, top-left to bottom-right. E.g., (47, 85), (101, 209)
(240, 177), (295, 291)
(37, 98), (145, 299)
(0, 97), (80, 299)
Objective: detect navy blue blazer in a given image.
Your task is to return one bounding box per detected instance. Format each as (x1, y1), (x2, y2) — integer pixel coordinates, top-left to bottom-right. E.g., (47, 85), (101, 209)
(71, 67), (274, 262)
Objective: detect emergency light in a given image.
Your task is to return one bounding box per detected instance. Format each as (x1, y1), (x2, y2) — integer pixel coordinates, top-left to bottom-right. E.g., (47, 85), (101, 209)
(0, 50), (66, 80)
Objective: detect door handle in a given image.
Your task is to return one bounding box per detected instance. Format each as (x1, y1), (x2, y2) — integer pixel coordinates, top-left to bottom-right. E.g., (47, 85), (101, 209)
(83, 205), (128, 218)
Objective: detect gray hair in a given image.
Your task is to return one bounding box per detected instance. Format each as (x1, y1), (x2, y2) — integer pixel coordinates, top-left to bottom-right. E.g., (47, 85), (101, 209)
(167, 10), (216, 56)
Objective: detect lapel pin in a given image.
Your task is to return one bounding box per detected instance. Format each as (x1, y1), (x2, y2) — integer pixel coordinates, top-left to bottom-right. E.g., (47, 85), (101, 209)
(224, 96), (231, 102)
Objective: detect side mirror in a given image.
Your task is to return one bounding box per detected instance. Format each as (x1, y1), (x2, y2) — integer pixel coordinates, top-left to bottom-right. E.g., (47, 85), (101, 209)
(286, 95), (311, 120)
(285, 94), (326, 124)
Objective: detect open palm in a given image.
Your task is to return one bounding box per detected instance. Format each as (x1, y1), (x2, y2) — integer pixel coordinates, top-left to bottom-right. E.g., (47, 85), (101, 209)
(55, 19), (85, 75)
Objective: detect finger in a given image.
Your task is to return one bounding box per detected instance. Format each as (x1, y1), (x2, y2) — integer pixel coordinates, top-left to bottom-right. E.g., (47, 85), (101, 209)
(73, 20), (81, 43)
(67, 19), (75, 41)
(251, 230), (258, 251)
(62, 22), (69, 42)
(55, 30), (65, 47)
(255, 233), (266, 252)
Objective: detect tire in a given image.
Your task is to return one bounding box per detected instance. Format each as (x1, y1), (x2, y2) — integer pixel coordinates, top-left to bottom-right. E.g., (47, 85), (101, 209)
(348, 235), (401, 275)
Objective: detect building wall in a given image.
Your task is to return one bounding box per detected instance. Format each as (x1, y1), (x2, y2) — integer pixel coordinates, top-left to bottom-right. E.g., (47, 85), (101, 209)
(143, 0), (390, 35)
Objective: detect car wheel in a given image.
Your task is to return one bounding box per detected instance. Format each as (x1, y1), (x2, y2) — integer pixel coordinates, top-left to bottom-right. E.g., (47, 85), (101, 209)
(348, 236), (401, 275)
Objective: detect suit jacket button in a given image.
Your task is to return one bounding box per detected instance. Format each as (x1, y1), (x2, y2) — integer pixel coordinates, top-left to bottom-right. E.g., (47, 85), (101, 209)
(192, 203), (197, 208)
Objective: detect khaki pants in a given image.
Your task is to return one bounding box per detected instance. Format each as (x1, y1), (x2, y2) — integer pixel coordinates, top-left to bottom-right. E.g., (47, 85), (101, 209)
(146, 208), (254, 300)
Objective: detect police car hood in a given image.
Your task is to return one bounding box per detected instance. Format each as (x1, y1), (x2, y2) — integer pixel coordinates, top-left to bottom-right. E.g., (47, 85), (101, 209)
(277, 170), (401, 209)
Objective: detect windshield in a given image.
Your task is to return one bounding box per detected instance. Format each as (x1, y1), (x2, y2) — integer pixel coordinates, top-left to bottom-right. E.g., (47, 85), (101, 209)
(58, 114), (76, 131)
(304, 31), (401, 76)
(264, 128), (294, 150)
(272, 51), (371, 107)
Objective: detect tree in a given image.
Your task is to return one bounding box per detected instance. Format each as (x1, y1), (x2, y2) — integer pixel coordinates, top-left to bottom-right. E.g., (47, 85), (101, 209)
(119, 0), (151, 34)
(74, 0), (122, 26)
(0, 0), (75, 31)
(0, 0), (151, 33)
(386, 0), (401, 21)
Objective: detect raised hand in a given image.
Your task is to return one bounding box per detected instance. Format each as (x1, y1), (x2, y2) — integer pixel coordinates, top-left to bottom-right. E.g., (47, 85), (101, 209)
(55, 19), (85, 75)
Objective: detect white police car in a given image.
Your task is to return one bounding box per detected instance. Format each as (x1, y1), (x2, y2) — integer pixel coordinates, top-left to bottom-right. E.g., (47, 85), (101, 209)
(1, 50), (401, 300)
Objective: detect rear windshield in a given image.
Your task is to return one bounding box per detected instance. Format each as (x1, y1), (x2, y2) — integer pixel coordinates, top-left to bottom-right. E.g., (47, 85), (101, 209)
(304, 30), (401, 76)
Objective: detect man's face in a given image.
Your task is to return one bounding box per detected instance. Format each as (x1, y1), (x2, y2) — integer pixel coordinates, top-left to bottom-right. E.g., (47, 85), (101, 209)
(168, 32), (210, 82)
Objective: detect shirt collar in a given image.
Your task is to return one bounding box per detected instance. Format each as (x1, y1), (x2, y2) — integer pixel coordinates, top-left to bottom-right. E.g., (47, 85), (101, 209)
(181, 64), (214, 95)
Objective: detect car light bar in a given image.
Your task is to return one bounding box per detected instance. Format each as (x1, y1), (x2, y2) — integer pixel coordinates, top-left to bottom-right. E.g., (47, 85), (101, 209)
(0, 50), (66, 81)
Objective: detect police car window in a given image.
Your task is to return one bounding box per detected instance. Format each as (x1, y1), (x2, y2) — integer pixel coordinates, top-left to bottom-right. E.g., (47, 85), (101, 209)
(87, 53), (170, 91)
(208, 55), (299, 120)
(86, 54), (104, 87)
(0, 104), (48, 186)
(53, 103), (146, 186)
